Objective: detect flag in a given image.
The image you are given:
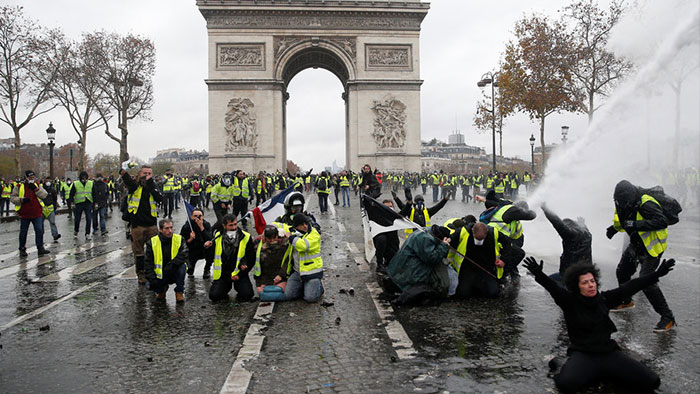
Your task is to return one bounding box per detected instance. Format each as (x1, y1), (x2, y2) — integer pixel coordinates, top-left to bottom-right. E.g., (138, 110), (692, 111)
(249, 186), (296, 234)
(184, 200), (195, 218)
(360, 194), (419, 261)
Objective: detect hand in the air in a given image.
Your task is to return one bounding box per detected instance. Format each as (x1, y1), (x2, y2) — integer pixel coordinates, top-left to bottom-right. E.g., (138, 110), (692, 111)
(523, 256), (544, 275)
(656, 259), (676, 277)
(606, 225), (617, 239)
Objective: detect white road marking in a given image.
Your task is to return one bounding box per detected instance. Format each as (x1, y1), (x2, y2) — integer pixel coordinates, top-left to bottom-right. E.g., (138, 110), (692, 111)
(35, 247), (130, 282)
(354, 255), (369, 272)
(329, 202), (336, 219)
(337, 222), (346, 232)
(366, 281), (417, 359)
(346, 242), (360, 255)
(116, 265), (137, 279)
(220, 301), (275, 394)
(0, 246), (38, 262)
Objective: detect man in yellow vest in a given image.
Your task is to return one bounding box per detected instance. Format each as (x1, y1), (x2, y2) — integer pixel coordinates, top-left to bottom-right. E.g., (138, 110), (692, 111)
(1, 178), (12, 216)
(231, 170), (252, 223)
(10, 170), (50, 257)
(607, 180), (675, 332)
(451, 222), (505, 299)
(278, 213), (324, 303)
(69, 171), (95, 239)
(144, 219), (188, 302)
(120, 162), (163, 285)
(161, 170), (176, 219)
(206, 214), (256, 302)
(315, 171), (332, 213)
(339, 170), (351, 207)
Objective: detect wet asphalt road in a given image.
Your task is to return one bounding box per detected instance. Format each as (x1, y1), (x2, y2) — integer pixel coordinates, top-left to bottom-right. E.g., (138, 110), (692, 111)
(0, 192), (698, 393)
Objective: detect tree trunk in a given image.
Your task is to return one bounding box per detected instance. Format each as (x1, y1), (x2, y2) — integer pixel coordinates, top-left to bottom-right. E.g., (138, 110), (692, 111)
(672, 84), (681, 170)
(79, 125), (87, 172)
(539, 116), (546, 170)
(13, 128), (21, 177)
(588, 90), (595, 124)
(119, 108), (129, 163)
(498, 130), (503, 157)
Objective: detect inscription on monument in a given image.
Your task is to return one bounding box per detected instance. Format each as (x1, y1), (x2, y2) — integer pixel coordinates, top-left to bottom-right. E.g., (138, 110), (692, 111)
(366, 45), (412, 70)
(217, 44), (265, 69)
(225, 98), (257, 151)
(371, 96), (407, 150)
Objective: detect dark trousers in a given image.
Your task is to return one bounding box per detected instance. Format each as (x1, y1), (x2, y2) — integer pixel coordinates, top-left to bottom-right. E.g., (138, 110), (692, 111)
(255, 193), (265, 207)
(19, 216), (44, 250)
(318, 193), (328, 213)
(0, 198), (9, 215)
(209, 273), (254, 302)
(74, 202), (92, 234)
(148, 263), (186, 294)
(616, 244), (674, 319)
(333, 188), (339, 205)
(454, 266), (500, 298)
(187, 248), (213, 275)
(373, 232), (399, 267)
(189, 195), (201, 209)
(93, 206), (107, 233)
(421, 184), (426, 194)
(163, 193), (174, 217)
(554, 350), (660, 393)
(231, 198), (248, 220)
(432, 185), (439, 202)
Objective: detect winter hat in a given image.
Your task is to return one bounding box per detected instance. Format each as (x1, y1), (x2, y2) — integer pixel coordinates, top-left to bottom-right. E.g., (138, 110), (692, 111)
(614, 180), (638, 203)
(430, 225), (450, 240)
(79, 171), (89, 179)
(25, 170), (35, 178)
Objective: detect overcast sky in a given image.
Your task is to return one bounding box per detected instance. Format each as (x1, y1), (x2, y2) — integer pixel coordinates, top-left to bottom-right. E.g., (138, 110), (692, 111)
(7, 0), (699, 171)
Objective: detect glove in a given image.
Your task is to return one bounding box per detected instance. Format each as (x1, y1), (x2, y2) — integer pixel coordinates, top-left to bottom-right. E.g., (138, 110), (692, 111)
(606, 225), (617, 239)
(622, 220), (636, 232)
(22, 197), (31, 204)
(121, 160), (130, 170)
(404, 187), (412, 202)
(522, 256), (543, 275)
(656, 259), (675, 277)
(27, 182), (37, 191)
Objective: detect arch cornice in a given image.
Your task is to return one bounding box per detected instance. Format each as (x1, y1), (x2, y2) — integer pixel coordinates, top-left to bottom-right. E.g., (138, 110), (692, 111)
(274, 38), (357, 87)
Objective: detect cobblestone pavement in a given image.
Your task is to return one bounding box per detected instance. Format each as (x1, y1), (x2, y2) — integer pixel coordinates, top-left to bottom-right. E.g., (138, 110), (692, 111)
(0, 193), (698, 393)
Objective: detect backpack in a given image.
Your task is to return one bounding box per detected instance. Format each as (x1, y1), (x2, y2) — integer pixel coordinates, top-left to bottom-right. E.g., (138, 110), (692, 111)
(479, 206), (499, 224)
(641, 186), (682, 225)
(192, 181), (200, 193)
(317, 177), (328, 191)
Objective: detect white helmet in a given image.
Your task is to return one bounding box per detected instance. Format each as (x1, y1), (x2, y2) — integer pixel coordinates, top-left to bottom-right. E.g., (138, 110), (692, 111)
(284, 191), (305, 209)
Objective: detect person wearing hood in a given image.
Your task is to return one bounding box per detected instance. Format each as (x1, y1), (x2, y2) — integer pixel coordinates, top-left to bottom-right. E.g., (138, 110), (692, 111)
(524, 257), (673, 393)
(11, 170), (50, 257)
(541, 203), (591, 284)
(69, 171), (95, 239)
(206, 214), (256, 302)
(393, 187), (448, 239)
(607, 180), (676, 332)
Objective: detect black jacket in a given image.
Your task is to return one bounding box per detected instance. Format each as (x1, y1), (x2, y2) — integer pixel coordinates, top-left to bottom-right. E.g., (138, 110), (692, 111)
(533, 270), (662, 354)
(180, 220), (213, 257)
(218, 229), (256, 279)
(144, 234), (189, 282)
(397, 197), (448, 227)
(360, 171), (381, 198)
(542, 206), (592, 275)
(122, 172), (163, 227)
(93, 180), (109, 208)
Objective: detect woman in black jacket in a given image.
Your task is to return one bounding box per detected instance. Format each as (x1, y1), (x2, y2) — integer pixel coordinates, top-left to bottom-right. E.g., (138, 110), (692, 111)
(523, 257), (675, 393)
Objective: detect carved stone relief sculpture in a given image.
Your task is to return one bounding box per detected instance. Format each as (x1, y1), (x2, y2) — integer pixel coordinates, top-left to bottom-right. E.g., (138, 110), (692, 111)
(217, 44), (264, 68)
(371, 96), (407, 149)
(225, 98), (257, 151)
(366, 45), (411, 70)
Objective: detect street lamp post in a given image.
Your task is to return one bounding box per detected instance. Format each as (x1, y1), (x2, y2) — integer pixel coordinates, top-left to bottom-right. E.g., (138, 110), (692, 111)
(477, 71), (499, 173)
(69, 148), (73, 171)
(561, 125), (569, 144)
(529, 133), (536, 173)
(46, 122), (56, 179)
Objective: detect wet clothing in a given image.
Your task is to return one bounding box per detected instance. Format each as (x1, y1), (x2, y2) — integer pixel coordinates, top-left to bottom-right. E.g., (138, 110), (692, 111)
(451, 228), (504, 299)
(542, 206), (592, 278)
(144, 234), (189, 293)
(359, 171), (381, 199)
(373, 231), (399, 268)
(254, 237), (288, 287)
(532, 269), (662, 392)
(396, 197), (448, 227)
(208, 229), (256, 302)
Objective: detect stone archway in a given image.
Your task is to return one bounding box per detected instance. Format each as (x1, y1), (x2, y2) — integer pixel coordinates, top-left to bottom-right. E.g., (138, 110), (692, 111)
(198, 0), (429, 174)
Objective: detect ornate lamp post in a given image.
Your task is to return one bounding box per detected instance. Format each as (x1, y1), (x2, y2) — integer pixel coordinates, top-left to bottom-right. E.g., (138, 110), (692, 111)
(46, 122), (56, 179)
(477, 71), (500, 173)
(561, 125), (569, 144)
(529, 133), (536, 173)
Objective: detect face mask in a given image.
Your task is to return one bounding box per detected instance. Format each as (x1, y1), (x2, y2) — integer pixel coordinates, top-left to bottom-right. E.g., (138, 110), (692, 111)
(474, 238), (485, 246)
(222, 178), (232, 187)
(227, 231), (237, 239)
(45, 181), (51, 187)
(67, 181), (72, 185)
(97, 177), (103, 182)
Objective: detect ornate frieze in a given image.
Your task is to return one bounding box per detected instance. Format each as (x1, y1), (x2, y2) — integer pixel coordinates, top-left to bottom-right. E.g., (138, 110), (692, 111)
(365, 44), (412, 70)
(203, 11), (424, 31)
(273, 36), (356, 64)
(217, 44), (265, 69)
(371, 96), (407, 150)
(225, 98), (257, 152)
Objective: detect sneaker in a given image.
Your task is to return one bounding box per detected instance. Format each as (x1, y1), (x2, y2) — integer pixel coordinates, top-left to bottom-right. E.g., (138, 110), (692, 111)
(85, 233), (91, 240)
(175, 292), (185, 303)
(53, 234), (62, 241)
(101, 230), (108, 236)
(137, 272), (147, 285)
(610, 301), (635, 312)
(203, 270), (211, 279)
(74, 232), (78, 239)
(37, 248), (51, 256)
(19, 248), (28, 257)
(653, 316), (676, 332)
(155, 291), (166, 300)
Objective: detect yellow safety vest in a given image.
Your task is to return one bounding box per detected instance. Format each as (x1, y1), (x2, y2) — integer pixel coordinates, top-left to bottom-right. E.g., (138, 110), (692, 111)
(494, 180), (505, 194)
(232, 178), (250, 199)
(487, 205), (523, 239)
(163, 177), (175, 192)
(150, 234), (183, 279)
(1, 185), (12, 198)
(284, 228), (323, 277)
(340, 176), (350, 187)
(613, 194), (668, 257)
(405, 207), (430, 237)
(73, 180), (93, 204)
(127, 186), (158, 217)
(447, 227), (502, 277)
(212, 231), (251, 280)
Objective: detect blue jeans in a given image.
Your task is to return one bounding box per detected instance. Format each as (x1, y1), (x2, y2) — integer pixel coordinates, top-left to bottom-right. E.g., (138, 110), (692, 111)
(318, 193), (328, 212)
(432, 185), (439, 202)
(148, 263), (186, 294)
(74, 202), (92, 234)
(341, 187), (351, 206)
(92, 206), (107, 233)
(284, 272), (324, 303)
(19, 216), (44, 250)
(45, 211), (59, 238)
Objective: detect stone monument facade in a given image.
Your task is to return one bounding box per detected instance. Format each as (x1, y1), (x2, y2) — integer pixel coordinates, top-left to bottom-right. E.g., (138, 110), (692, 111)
(198, 0), (429, 174)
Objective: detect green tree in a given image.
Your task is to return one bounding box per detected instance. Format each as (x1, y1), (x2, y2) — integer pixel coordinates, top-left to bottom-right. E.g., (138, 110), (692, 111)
(499, 14), (580, 165)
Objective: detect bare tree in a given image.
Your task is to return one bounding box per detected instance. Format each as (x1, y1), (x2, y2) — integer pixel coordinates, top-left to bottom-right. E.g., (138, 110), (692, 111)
(87, 31), (155, 162)
(665, 43), (700, 169)
(564, 0), (633, 123)
(0, 6), (67, 175)
(473, 86), (512, 157)
(50, 35), (111, 171)
(499, 15), (581, 165)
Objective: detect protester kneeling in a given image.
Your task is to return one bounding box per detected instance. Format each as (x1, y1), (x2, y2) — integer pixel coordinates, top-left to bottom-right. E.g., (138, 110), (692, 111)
(255, 225), (290, 302)
(207, 214), (256, 302)
(282, 214), (324, 303)
(451, 222), (505, 299)
(144, 219), (188, 303)
(386, 225), (451, 305)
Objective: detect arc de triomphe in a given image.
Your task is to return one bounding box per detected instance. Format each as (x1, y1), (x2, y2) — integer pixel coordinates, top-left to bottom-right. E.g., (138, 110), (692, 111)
(197, 0), (429, 174)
